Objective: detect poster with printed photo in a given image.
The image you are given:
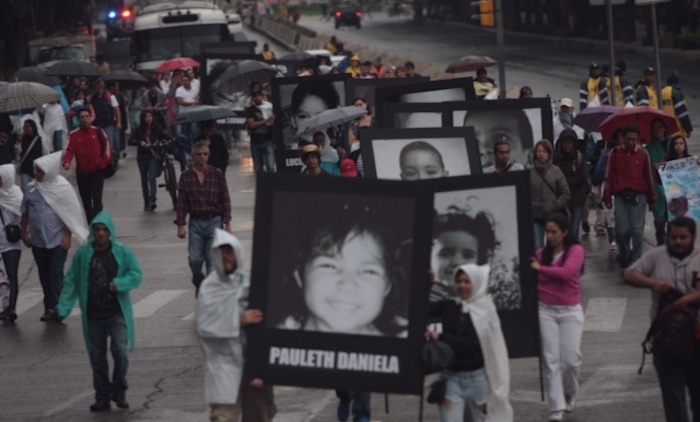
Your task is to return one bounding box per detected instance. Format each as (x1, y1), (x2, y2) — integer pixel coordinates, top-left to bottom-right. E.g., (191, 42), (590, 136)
(431, 172), (539, 358)
(360, 127), (481, 180)
(247, 174), (434, 394)
(344, 77), (429, 114)
(374, 77), (476, 127)
(271, 74), (348, 172)
(378, 98), (553, 170)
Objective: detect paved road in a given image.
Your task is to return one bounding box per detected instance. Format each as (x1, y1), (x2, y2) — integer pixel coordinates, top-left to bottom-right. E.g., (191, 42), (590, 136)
(0, 15), (690, 422)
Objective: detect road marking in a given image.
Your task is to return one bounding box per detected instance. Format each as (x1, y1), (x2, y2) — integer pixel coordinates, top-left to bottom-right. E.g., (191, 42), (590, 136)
(132, 289), (188, 318)
(182, 311), (196, 321)
(584, 298), (627, 332)
(41, 389), (93, 417)
(511, 364), (659, 406)
(16, 287), (45, 315)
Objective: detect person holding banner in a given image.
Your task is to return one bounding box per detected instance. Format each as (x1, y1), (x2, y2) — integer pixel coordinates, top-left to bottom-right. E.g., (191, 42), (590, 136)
(530, 212), (586, 422)
(427, 263), (512, 422)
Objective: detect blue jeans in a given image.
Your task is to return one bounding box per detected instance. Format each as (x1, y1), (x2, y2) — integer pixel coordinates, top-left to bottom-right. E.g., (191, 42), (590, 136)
(102, 125), (118, 156)
(250, 141), (276, 173)
(336, 390), (371, 420)
(534, 221), (546, 250)
(614, 194), (647, 264)
(570, 206), (584, 239)
(439, 369), (489, 422)
(52, 130), (63, 151)
(188, 216), (222, 292)
(31, 246), (67, 311)
(88, 313), (129, 401)
(137, 155), (158, 206)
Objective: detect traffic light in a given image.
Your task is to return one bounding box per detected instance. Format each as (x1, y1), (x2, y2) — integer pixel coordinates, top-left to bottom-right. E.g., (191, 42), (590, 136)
(470, 0), (495, 27)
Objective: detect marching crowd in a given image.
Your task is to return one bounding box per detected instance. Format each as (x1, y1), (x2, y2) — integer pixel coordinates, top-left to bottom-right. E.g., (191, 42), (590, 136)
(0, 47), (699, 422)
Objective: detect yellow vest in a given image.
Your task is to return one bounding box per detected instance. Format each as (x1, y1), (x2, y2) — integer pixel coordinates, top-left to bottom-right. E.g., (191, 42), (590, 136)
(346, 66), (360, 78)
(586, 77), (599, 103)
(606, 75), (624, 106)
(261, 50), (275, 61)
(661, 86), (687, 138)
(644, 85), (659, 109)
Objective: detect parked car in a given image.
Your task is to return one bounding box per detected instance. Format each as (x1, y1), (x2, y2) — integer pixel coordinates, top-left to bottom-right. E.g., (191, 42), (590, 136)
(334, 6), (361, 29)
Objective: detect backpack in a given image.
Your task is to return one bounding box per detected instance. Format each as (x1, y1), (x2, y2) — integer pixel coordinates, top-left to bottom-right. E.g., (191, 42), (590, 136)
(638, 289), (699, 373)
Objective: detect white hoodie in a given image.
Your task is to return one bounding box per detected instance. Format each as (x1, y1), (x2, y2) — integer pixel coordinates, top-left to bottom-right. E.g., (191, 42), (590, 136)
(196, 229), (248, 404)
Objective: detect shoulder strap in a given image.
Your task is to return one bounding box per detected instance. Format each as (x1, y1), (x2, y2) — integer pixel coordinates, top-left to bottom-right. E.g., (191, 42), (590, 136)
(19, 136), (40, 166)
(535, 168), (559, 197)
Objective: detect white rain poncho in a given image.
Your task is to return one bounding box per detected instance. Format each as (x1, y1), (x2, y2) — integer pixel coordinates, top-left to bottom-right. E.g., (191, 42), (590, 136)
(196, 229), (247, 404)
(456, 264), (513, 422)
(42, 103), (68, 151)
(29, 152), (89, 245)
(0, 164), (23, 216)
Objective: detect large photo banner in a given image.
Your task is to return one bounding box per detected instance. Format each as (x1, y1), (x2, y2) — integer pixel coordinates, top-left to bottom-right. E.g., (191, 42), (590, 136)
(431, 172), (539, 359)
(658, 156), (700, 222)
(247, 174), (434, 394)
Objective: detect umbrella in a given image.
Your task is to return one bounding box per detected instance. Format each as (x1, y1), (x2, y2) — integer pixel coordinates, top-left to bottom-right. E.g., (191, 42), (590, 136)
(444, 55), (497, 73)
(45, 60), (100, 77)
(572, 105), (621, 133)
(176, 105), (236, 124)
(156, 57), (200, 73)
(599, 106), (679, 143)
(216, 60), (279, 106)
(0, 82), (60, 113)
(101, 69), (149, 89)
(10, 66), (60, 87)
(280, 51), (316, 62)
(295, 105), (368, 137)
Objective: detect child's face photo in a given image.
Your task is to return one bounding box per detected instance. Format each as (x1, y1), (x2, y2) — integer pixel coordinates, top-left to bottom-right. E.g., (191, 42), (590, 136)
(434, 230), (479, 283)
(400, 149), (447, 181)
(297, 231), (391, 335)
(0, 283), (8, 296)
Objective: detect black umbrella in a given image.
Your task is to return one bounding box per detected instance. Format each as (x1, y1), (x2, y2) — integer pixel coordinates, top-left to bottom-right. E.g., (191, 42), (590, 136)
(216, 60), (278, 107)
(10, 66), (60, 87)
(45, 60), (100, 77)
(176, 105), (236, 124)
(102, 69), (149, 89)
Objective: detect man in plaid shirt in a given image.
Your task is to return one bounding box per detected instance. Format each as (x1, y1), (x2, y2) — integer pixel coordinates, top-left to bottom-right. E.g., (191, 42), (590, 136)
(175, 141), (232, 294)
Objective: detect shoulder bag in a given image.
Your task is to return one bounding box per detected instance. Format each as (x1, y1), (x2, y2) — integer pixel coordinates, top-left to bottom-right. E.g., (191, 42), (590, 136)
(0, 209), (21, 243)
(535, 168), (571, 222)
(16, 136), (40, 172)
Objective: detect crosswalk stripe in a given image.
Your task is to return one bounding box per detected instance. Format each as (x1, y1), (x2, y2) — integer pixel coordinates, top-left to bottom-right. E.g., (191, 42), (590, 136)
(16, 287), (45, 315)
(182, 312), (196, 321)
(584, 298), (627, 332)
(132, 290), (188, 318)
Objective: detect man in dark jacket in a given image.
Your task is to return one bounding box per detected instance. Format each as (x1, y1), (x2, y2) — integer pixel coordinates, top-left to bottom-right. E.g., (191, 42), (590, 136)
(554, 129), (589, 239)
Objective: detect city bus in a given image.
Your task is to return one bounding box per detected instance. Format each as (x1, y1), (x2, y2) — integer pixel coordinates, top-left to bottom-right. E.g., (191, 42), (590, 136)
(130, 0), (231, 73)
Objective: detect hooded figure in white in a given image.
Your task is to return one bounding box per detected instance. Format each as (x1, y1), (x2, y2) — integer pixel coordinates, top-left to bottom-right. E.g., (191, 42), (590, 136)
(29, 151), (89, 245)
(0, 164), (23, 217)
(455, 264), (513, 422)
(196, 229), (247, 405)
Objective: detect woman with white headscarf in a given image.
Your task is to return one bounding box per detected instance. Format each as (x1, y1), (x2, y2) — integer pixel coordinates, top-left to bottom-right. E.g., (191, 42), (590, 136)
(20, 152), (89, 321)
(427, 264), (512, 422)
(0, 164), (23, 323)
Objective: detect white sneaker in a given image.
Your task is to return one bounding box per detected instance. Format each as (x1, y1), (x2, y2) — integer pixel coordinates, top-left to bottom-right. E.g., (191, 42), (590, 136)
(609, 241), (617, 250)
(565, 397), (576, 413)
(549, 411), (564, 421)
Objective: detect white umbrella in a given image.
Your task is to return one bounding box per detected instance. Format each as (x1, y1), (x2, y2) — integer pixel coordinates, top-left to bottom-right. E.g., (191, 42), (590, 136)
(295, 105), (368, 137)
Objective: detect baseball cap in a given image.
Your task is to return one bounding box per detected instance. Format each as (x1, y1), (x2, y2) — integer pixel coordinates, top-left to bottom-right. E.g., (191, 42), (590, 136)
(589, 62), (600, 70)
(350, 55), (361, 62)
(644, 67), (656, 75)
(300, 144), (320, 159)
(560, 98), (574, 108)
(340, 159), (358, 178)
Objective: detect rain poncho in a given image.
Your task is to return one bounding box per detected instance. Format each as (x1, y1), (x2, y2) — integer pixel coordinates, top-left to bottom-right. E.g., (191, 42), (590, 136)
(42, 102), (68, 151)
(455, 264), (513, 422)
(0, 164), (23, 216)
(29, 151), (89, 245)
(196, 229), (248, 404)
(57, 211), (143, 352)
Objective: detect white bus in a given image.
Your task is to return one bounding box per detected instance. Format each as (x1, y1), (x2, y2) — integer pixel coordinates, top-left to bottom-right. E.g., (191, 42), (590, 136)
(131, 0), (231, 72)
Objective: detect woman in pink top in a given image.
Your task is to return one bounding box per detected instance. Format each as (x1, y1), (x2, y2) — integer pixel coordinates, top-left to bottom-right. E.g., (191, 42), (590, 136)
(530, 212), (586, 422)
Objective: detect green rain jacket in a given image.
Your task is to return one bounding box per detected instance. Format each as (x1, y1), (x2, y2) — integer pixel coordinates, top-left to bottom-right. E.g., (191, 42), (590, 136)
(57, 211), (143, 352)
(645, 137), (670, 219)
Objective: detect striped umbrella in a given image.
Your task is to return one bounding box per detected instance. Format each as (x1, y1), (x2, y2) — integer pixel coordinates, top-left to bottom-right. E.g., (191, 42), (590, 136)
(0, 82), (60, 113)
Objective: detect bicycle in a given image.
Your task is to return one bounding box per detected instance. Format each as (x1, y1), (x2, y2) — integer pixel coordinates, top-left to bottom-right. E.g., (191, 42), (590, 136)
(150, 137), (178, 210)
